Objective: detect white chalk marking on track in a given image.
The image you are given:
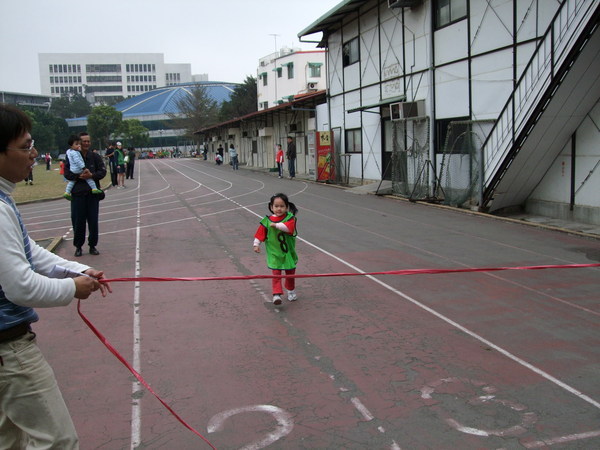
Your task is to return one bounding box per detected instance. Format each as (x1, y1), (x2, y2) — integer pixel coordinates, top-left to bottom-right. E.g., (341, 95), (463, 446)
(523, 429), (600, 448)
(351, 397), (375, 421)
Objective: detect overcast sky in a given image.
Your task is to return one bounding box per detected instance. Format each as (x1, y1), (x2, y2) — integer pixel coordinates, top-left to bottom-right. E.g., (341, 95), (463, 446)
(0, 0), (341, 95)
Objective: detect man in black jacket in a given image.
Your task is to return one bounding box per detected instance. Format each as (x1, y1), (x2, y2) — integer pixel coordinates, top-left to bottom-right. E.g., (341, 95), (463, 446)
(64, 132), (107, 256)
(286, 136), (296, 179)
(105, 142), (117, 186)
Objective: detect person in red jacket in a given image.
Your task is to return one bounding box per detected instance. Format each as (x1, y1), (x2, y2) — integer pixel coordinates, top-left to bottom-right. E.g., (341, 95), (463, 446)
(275, 144), (284, 178)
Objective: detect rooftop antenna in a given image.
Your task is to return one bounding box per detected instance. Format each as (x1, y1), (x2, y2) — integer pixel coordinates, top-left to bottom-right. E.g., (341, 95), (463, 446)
(269, 33), (280, 53)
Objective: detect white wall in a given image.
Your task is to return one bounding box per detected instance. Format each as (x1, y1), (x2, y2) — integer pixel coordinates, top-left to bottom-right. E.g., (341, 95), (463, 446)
(530, 101), (600, 207)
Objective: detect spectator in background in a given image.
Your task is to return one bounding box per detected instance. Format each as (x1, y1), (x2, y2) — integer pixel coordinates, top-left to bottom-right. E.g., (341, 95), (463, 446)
(45, 152), (51, 170)
(126, 147), (136, 180)
(105, 142), (117, 186)
(114, 141), (125, 188)
(229, 143), (239, 170)
(276, 144), (285, 178)
(286, 136), (296, 179)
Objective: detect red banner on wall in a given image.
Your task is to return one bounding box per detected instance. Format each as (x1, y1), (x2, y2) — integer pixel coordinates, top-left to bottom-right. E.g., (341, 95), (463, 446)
(316, 131), (334, 182)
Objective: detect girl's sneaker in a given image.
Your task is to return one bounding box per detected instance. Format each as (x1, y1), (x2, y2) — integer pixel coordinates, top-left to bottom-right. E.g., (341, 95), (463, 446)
(272, 295), (282, 305)
(287, 290), (298, 301)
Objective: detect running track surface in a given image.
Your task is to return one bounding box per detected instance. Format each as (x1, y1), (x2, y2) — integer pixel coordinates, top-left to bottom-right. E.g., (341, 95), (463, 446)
(19, 158), (600, 449)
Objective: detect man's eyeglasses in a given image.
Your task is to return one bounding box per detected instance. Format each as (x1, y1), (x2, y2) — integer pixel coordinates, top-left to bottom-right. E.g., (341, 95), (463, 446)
(7, 140), (35, 152)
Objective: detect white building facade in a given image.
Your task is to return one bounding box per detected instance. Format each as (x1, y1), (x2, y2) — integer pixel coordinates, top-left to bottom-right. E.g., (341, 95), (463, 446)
(39, 53), (193, 103)
(257, 48), (327, 109)
(299, 0), (600, 224)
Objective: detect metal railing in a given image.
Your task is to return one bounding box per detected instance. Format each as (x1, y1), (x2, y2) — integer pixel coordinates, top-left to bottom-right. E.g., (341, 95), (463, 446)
(481, 0), (599, 203)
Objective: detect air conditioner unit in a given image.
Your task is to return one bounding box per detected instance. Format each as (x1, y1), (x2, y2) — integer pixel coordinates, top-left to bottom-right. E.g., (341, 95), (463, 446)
(390, 100), (425, 120)
(258, 127), (273, 137)
(307, 82), (318, 90)
(388, 0), (423, 8)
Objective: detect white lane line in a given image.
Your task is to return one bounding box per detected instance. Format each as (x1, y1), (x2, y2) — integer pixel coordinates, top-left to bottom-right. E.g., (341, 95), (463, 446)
(296, 236), (600, 411)
(130, 173), (143, 449)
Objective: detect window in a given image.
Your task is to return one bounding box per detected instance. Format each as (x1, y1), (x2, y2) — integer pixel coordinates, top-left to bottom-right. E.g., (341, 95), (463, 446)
(308, 63), (322, 78)
(86, 75), (122, 83)
(287, 63), (294, 79)
(436, 117), (470, 153)
(276, 67), (282, 78)
(435, 0), (467, 29)
(345, 129), (362, 153)
(343, 37), (360, 67)
(262, 73), (267, 86)
(86, 64), (121, 73)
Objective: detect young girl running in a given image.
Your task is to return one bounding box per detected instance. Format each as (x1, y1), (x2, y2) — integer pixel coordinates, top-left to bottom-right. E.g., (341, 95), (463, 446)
(253, 193), (298, 305)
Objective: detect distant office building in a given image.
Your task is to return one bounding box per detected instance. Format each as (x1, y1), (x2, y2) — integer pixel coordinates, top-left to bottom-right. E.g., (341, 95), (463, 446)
(39, 53), (194, 104)
(257, 47), (326, 110)
(0, 91), (51, 110)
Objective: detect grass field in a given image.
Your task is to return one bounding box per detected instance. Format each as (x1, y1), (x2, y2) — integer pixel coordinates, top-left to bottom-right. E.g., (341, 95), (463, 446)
(13, 164), (67, 204)
(13, 162), (108, 205)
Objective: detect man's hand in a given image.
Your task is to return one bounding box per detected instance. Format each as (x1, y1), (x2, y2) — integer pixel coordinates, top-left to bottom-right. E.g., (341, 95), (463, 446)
(80, 168), (93, 180)
(75, 269), (113, 298)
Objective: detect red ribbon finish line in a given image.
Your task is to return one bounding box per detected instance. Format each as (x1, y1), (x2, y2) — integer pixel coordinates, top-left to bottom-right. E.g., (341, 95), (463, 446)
(79, 262), (599, 448)
(101, 262), (600, 283)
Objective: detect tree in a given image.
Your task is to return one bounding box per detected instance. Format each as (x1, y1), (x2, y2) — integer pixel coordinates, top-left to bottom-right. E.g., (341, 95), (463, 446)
(50, 94), (91, 119)
(167, 86), (220, 138)
(87, 105), (122, 149)
(219, 75), (257, 121)
(23, 108), (69, 157)
(118, 119), (150, 148)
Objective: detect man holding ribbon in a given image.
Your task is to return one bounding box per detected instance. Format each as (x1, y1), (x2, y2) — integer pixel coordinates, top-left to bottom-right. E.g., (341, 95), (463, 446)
(0, 104), (112, 449)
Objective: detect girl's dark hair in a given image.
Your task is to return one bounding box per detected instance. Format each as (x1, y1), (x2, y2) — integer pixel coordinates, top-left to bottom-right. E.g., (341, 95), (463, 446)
(269, 193), (298, 215)
(0, 104), (32, 154)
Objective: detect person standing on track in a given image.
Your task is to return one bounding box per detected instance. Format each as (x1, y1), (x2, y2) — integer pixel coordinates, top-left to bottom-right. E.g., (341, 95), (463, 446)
(64, 131), (107, 257)
(286, 136), (296, 179)
(0, 104), (112, 449)
(125, 146), (136, 179)
(253, 193), (299, 305)
(114, 141), (126, 188)
(228, 143), (239, 170)
(275, 144), (284, 178)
